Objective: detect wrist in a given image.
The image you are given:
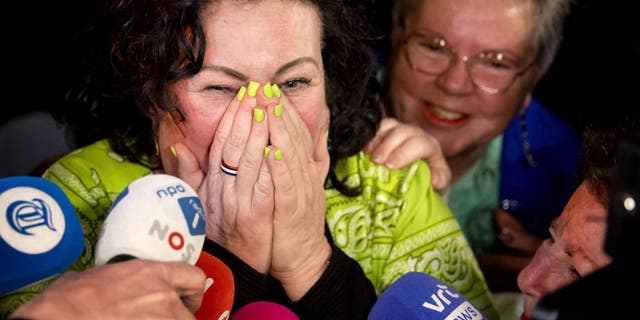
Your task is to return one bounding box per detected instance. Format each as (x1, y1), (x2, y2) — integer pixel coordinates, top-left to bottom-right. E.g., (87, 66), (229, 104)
(273, 239), (332, 301)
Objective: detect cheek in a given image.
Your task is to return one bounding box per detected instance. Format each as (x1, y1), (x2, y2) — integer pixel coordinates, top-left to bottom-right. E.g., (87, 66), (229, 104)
(180, 101), (225, 170)
(290, 92), (329, 142)
(389, 63), (428, 105)
(475, 93), (523, 121)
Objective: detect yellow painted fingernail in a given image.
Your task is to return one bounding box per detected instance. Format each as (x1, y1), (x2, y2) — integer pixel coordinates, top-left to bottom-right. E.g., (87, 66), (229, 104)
(274, 149), (282, 161)
(264, 146), (271, 158)
(271, 84), (281, 98)
(247, 81), (260, 97)
(274, 104), (283, 117)
(253, 108), (264, 123)
(170, 146), (177, 158)
(237, 86), (247, 101)
(263, 82), (273, 98)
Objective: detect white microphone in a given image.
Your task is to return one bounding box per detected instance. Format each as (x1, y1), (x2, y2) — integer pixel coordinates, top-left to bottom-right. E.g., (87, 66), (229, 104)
(368, 272), (487, 320)
(95, 174), (205, 265)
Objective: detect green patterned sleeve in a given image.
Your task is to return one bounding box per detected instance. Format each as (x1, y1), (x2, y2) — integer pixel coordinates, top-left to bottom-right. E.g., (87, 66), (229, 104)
(382, 161), (500, 319)
(0, 140), (150, 318)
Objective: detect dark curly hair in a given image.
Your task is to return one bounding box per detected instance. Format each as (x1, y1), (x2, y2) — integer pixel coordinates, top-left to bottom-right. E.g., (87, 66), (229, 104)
(61, 0), (381, 194)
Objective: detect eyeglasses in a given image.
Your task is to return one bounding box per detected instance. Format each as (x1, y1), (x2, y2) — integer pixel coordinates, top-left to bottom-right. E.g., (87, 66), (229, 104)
(402, 29), (534, 94)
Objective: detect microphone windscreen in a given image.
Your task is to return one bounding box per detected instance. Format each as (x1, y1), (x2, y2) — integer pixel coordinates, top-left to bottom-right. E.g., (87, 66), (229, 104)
(368, 272), (487, 320)
(231, 301), (300, 320)
(95, 174), (205, 266)
(0, 176), (84, 295)
(195, 252), (235, 320)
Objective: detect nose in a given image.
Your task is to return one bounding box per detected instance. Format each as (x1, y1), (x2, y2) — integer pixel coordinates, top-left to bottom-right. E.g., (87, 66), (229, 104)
(517, 240), (553, 297)
(435, 56), (475, 95)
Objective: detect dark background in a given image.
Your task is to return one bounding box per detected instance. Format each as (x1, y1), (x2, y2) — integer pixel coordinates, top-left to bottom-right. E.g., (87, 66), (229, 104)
(1, 0), (639, 176)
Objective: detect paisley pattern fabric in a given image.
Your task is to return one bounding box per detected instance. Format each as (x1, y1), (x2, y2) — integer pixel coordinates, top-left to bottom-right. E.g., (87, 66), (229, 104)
(327, 153), (498, 319)
(1, 139), (498, 319)
(0, 140), (151, 318)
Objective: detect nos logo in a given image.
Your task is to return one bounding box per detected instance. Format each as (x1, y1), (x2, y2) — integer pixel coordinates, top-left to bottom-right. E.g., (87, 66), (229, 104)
(148, 219), (198, 262)
(147, 195), (205, 263)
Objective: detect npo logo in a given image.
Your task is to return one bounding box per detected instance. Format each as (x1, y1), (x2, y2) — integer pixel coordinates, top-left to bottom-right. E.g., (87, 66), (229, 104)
(0, 187), (65, 254)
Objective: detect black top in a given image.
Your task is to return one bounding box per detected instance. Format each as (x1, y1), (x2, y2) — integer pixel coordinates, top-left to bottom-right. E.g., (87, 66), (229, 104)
(202, 224), (377, 320)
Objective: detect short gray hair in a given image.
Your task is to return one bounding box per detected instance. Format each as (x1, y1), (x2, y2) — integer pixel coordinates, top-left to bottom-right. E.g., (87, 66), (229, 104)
(392, 0), (573, 81)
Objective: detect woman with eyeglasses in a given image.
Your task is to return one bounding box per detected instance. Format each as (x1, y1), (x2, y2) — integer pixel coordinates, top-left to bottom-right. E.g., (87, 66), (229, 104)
(365, 0), (582, 298)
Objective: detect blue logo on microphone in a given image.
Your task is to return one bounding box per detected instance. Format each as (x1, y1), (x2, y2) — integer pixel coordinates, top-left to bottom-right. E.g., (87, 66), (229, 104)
(178, 196), (205, 236)
(7, 198), (56, 235)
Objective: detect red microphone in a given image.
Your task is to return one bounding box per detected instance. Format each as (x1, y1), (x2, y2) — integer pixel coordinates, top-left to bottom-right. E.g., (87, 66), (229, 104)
(230, 301), (300, 320)
(194, 252), (235, 320)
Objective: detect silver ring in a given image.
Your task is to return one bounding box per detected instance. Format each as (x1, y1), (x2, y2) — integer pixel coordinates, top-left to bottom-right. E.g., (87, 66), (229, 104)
(220, 159), (238, 176)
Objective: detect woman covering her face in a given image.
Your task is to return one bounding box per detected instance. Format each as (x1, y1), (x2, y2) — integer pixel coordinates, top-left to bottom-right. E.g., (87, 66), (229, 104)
(1, 0), (497, 318)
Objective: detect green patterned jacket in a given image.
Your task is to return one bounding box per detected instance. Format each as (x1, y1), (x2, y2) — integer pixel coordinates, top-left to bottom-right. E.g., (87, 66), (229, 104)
(1, 139), (499, 319)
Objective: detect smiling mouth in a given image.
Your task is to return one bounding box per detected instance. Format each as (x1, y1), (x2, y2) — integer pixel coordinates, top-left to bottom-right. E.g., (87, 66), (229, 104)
(423, 103), (468, 125)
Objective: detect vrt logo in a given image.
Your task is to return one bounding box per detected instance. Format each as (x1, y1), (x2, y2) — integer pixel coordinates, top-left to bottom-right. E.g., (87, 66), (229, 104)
(0, 187), (65, 254)
(148, 220), (197, 262)
(422, 284), (460, 312)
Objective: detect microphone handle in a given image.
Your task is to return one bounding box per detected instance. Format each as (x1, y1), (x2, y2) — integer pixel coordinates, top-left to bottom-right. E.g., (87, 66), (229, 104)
(107, 254), (137, 263)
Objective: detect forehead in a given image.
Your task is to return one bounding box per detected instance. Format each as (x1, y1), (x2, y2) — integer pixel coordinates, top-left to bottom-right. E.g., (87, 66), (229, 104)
(201, 1), (322, 68)
(407, 0), (534, 53)
(554, 183), (609, 261)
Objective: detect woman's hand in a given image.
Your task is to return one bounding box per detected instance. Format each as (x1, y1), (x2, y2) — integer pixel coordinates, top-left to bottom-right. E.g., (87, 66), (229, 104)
(159, 82), (275, 274)
(494, 208), (543, 255)
(260, 85), (332, 301)
(365, 117), (451, 192)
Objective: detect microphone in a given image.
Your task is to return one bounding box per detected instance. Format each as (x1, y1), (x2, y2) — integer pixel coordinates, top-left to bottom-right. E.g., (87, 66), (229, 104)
(94, 174), (206, 266)
(230, 301), (300, 320)
(194, 252), (235, 320)
(0, 176), (84, 295)
(368, 272), (487, 320)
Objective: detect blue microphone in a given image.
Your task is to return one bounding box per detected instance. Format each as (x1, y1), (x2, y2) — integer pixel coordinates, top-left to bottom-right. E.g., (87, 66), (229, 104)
(0, 176), (84, 295)
(368, 272), (487, 320)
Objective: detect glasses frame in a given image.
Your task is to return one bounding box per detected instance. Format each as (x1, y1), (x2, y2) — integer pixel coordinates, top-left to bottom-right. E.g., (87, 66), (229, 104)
(402, 31), (535, 94)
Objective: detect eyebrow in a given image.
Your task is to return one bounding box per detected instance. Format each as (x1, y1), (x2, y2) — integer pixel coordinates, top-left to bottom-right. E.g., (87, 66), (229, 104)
(549, 218), (573, 257)
(200, 57), (320, 81)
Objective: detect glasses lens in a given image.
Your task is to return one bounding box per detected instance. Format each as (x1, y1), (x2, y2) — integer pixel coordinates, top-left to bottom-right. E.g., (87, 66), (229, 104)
(406, 35), (451, 75)
(469, 52), (522, 93)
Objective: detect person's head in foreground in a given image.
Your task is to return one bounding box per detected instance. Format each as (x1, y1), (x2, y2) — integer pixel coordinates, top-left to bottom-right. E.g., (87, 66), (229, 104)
(517, 120), (640, 318)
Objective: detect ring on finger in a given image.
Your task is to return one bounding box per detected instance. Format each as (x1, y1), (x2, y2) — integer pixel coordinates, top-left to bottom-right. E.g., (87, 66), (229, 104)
(220, 158), (238, 176)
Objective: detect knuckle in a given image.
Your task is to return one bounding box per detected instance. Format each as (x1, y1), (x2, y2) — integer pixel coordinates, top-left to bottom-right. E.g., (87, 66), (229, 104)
(226, 132), (245, 149)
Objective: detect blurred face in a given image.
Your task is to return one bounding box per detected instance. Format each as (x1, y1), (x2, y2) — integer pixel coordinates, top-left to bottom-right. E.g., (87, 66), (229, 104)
(388, 0), (537, 163)
(161, 0), (327, 171)
(517, 182), (613, 318)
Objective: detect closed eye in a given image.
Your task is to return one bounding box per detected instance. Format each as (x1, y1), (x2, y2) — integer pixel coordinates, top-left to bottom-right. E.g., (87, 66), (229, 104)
(204, 85), (236, 93)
